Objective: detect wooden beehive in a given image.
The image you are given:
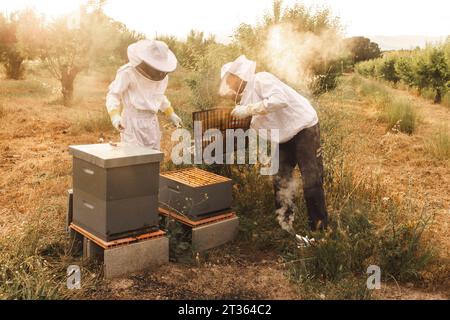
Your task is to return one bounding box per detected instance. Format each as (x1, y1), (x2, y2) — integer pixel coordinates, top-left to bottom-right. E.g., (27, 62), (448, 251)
(159, 167), (232, 220)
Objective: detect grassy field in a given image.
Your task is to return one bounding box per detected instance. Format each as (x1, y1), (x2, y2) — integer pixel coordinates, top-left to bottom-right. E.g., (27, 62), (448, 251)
(0, 68), (449, 299)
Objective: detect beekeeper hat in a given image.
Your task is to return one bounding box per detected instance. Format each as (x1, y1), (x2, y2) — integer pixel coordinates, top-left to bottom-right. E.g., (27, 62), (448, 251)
(220, 55), (256, 82)
(127, 39), (177, 73)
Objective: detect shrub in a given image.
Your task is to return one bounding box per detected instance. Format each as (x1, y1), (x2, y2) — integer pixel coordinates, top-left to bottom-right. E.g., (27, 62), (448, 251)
(356, 40), (450, 105)
(311, 59), (343, 95)
(306, 212), (375, 281)
(377, 203), (434, 282)
(376, 56), (400, 84)
(395, 56), (416, 87)
(356, 60), (376, 77)
(380, 97), (419, 135)
(426, 125), (450, 160)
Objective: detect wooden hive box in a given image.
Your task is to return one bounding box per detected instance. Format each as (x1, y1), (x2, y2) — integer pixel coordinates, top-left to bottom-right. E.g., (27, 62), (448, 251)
(159, 168), (232, 220)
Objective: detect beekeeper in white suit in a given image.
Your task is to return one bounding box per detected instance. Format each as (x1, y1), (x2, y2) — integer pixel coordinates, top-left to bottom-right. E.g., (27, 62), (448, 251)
(219, 55), (328, 232)
(106, 39), (182, 149)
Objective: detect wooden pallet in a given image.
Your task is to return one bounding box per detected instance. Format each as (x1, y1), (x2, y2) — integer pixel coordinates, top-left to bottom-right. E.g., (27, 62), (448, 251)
(158, 207), (236, 228)
(69, 223), (166, 250)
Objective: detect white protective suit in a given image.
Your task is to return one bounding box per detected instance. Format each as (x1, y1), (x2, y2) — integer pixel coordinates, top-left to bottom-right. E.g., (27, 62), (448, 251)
(221, 56), (318, 144)
(106, 40), (177, 149)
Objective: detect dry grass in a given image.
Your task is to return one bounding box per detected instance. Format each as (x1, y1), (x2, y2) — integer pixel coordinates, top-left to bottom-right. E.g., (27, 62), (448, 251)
(426, 126), (450, 160)
(381, 98), (419, 135)
(0, 70), (448, 299)
(356, 76), (420, 134)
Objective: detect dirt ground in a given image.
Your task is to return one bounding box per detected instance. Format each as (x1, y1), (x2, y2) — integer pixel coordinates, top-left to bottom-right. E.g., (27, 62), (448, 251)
(0, 72), (448, 299)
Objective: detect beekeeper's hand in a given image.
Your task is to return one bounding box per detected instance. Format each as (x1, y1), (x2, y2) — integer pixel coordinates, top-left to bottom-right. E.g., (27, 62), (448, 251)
(231, 105), (250, 119)
(231, 101), (267, 119)
(111, 115), (124, 131)
(169, 113), (183, 128)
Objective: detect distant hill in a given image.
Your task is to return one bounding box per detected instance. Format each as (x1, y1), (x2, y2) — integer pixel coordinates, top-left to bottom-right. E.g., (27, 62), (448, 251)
(367, 35), (448, 51)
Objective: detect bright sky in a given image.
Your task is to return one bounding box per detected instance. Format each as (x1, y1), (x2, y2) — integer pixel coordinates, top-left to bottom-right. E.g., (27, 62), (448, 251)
(1, 0), (449, 40)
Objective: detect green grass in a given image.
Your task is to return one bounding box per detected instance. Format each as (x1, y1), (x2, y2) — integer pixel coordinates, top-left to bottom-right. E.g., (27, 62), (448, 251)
(378, 200), (434, 282)
(71, 110), (113, 134)
(426, 126), (450, 160)
(355, 76), (419, 135)
(380, 97), (419, 135)
(276, 81), (432, 287)
(0, 213), (70, 299)
(0, 211), (103, 300)
(288, 275), (373, 300)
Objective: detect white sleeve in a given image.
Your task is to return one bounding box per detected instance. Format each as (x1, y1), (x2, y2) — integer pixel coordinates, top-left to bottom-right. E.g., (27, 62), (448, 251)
(159, 96), (171, 113)
(158, 77), (171, 112)
(254, 73), (288, 113)
(106, 70), (130, 115)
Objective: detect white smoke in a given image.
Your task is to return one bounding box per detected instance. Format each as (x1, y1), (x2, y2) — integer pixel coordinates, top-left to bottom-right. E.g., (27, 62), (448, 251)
(261, 23), (347, 94)
(275, 175), (298, 233)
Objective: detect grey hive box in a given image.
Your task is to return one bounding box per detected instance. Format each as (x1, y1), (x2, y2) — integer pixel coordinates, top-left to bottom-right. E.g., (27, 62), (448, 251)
(159, 168), (232, 220)
(69, 143), (164, 241)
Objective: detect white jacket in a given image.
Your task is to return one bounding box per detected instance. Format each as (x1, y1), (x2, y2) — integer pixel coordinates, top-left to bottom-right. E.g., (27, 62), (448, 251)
(106, 63), (171, 115)
(240, 72), (318, 144)
(105, 64), (171, 149)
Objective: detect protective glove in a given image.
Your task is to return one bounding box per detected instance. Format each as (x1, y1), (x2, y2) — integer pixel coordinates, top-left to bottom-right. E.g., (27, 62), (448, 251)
(111, 114), (124, 131)
(231, 101), (267, 119)
(169, 113), (183, 128)
(230, 105), (251, 119)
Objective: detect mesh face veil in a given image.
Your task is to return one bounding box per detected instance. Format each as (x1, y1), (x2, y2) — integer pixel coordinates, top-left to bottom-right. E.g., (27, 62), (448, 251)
(135, 62), (168, 81)
(219, 55), (255, 104)
(218, 73), (236, 97)
(218, 72), (245, 106)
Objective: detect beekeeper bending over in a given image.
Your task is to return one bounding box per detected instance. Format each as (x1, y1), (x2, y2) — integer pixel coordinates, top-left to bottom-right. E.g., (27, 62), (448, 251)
(106, 39), (182, 149)
(219, 55), (328, 232)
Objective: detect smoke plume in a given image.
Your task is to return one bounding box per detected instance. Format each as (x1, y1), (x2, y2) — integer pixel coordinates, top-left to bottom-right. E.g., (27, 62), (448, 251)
(260, 23), (347, 94)
(275, 175), (298, 233)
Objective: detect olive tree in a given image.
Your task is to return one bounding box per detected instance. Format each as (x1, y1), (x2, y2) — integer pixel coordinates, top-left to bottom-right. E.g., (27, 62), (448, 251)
(416, 47), (449, 103)
(345, 37), (381, 64)
(0, 10), (41, 79)
(17, 6), (117, 105)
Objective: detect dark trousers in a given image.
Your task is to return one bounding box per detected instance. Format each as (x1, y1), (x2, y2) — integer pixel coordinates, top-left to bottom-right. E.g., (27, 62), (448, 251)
(274, 123), (328, 231)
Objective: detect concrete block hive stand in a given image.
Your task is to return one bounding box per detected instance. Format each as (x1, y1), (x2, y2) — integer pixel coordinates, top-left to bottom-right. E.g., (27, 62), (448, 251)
(159, 168), (239, 252)
(70, 223), (169, 279)
(159, 207), (239, 252)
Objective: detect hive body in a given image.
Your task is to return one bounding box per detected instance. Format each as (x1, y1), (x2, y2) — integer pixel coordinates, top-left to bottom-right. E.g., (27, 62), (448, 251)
(159, 168), (232, 220)
(69, 143), (163, 241)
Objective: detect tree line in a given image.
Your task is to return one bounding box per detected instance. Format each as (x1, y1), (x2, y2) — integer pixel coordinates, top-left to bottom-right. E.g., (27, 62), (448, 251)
(356, 40), (450, 104)
(1, 0), (382, 106)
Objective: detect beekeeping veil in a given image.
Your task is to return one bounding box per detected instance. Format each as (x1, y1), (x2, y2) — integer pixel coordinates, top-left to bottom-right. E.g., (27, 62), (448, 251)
(219, 55), (256, 97)
(127, 39), (177, 73)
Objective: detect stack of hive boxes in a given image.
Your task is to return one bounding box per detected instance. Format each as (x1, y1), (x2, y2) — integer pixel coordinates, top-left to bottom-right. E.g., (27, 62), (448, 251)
(70, 143), (163, 240)
(68, 143), (168, 278)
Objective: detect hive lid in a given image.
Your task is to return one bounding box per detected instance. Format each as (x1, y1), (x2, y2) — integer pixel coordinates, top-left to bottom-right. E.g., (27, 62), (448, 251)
(69, 143), (164, 168)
